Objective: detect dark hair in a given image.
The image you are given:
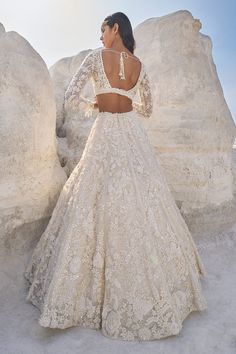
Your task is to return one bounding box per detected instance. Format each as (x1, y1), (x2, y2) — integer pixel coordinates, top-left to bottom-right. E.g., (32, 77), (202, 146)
(102, 12), (136, 54)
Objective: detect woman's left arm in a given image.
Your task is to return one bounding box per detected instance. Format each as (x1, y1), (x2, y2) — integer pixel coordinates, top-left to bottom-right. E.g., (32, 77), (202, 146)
(64, 50), (96, 114)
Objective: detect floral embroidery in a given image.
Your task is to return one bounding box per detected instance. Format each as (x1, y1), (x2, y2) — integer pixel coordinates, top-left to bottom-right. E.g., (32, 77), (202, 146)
(24, 47), (207, 341)
(104, 310), (121, 337)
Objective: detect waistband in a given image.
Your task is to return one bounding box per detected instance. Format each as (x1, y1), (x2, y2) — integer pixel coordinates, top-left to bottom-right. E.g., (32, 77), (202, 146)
(97, 110), (136, 117)
(94, 88), (133, 101)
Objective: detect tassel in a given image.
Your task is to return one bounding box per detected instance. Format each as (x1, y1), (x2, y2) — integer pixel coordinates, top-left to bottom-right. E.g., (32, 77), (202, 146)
(79, 95), (98, 117)
(119, 51), (128, 80)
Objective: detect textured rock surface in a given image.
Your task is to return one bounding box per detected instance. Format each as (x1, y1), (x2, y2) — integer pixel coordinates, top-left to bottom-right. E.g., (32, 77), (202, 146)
(0, 23), (67, 256)
(133, 10), (236, 234)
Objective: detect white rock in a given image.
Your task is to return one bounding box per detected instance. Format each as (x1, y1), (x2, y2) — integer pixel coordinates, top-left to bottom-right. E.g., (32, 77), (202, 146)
(133, 10), (236, 233)
(0, 23), (67, 254)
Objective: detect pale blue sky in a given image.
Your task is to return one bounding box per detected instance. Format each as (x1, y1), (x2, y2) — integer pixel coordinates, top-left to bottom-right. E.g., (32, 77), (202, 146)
(1, 0), (235, 121)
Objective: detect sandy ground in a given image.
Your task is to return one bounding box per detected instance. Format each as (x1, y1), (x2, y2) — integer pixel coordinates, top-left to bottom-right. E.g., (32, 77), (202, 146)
(0, 222), (236, 354)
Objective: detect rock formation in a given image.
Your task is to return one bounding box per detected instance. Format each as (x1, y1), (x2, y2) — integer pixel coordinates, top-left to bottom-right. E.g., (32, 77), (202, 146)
(0, 23), (67, 256)
(133, 10), (236, 234)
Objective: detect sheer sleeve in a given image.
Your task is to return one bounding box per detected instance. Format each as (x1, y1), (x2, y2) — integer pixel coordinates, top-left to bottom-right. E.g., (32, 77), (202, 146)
(64, 50), (97, 116)
(132, 67), (153, 119)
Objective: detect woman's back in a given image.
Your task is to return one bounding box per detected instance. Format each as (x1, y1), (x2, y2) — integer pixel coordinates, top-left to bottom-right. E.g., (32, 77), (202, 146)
(96, 48), (142, 113)
(64, 47), (153, 119)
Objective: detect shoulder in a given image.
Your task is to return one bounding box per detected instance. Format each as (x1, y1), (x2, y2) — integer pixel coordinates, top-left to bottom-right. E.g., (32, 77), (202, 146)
(83, 47), (101, 63)
(131, 53), (141, 63)
(83, 49), (95, 61)
(99, 47), (141, 61)
(81, 48), (102, 63)
(80, 49), (99, 69)
(89, 47), (102, 57)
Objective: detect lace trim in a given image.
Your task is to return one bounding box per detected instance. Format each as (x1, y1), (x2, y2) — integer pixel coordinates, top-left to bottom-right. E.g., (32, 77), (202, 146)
(94, 87), (134, 100)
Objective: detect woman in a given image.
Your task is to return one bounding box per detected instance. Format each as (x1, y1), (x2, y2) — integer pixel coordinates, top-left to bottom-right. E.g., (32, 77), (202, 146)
(24, 12), (207, 341)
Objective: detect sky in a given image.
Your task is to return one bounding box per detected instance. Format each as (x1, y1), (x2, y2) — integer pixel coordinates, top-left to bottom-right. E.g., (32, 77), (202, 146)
(0, 0), (235, 121)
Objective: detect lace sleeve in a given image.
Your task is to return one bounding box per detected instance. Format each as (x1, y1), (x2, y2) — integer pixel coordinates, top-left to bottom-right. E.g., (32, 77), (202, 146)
(132, 67), (153, 119)
(64, 50), (96, 115)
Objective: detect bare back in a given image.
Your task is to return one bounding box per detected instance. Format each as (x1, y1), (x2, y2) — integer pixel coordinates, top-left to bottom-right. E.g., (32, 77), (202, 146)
(96, 49), (142, 113)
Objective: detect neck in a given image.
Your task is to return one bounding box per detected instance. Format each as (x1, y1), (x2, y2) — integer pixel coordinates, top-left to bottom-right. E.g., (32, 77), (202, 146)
(110, 42), (131, 55)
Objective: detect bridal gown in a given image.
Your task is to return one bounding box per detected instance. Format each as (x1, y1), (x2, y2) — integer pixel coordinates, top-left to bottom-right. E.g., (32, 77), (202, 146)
(24, 47), (207, 341)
